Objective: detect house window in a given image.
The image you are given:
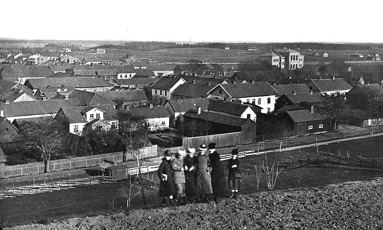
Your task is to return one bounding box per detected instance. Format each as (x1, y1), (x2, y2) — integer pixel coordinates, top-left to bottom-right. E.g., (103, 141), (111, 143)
(247, 99), (250, 103)
(252, 99), (256, 104)
(267, 97), (271, 104)
(96, 113), (100, 119)
(319, 124), (323, 129)
(267, 108), (271, 113)
(308, 125), (313, 130)
(5, 128), (9, 132)
(161, 121), (165, 125)
(247, 114), (251, 119)
(155, 89), (158, 95)
(74, 125), (79, 132)
(96, 125), (102, 130)
(219, 89), (223, 94)
(165, 91), (168, 96)
(258, 98), (261, 105)
(90, 114), (94, 119)
(111, 122), (117, 129)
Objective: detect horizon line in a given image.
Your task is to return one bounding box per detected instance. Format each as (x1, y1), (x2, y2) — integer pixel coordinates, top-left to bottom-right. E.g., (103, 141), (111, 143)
(0, 37), (382, 45)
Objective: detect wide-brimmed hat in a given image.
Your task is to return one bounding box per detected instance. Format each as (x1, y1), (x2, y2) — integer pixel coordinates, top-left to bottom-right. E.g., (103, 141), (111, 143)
(177, 149), (187, 157)
(208, 142), (217, 149)
(188, 147), (196, 154)
(164, 150), (172, 156)
(232, 149), (239, 155)
(199, 144), (207, 151)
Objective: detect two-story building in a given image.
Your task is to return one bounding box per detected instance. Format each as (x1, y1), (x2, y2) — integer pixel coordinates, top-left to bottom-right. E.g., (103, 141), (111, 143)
(206, 82), (277, 113)
(259, 51), (285, 69)
(150, 76), (186, 104)
(274, 49), (304, 70)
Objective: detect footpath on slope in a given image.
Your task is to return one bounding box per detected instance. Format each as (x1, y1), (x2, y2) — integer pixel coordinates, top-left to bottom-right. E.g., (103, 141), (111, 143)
(1, 125), (383, 189)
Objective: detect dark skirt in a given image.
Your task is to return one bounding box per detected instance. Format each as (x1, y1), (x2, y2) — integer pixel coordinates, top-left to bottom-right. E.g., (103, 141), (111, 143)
(228, 171), (241, 191)
(159, 179), (176, 197)
(185, 172), (199, 197)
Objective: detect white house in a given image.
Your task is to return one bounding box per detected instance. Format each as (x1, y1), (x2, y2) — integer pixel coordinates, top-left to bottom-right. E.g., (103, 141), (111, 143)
(55, 106), (118, 135)
(307, 77), (353, 96)
(129, 106), (171, 131)
(206, 82), (278, 114)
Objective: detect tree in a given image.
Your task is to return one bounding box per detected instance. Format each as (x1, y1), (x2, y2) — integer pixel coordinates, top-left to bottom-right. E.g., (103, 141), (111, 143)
(117, 110), (149, 206)
(317, 95), (347, 130)
(17, 118), (68, 173)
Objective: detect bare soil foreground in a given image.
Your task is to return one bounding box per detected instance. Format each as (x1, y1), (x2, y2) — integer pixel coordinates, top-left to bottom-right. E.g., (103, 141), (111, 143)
(7, 177), (383, 230)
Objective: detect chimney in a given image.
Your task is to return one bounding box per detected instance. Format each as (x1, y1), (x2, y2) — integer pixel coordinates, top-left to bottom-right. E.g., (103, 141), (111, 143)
(0, 110), (3, 117)
(192, 79), (196, 84)
(251, 80), (255, 84)
(310, 105), (314, 114)
(197, 106), (201, 115)
(150, 104), (153, 108)
(332, 76), (336, 80)
(309, 90), (313, 94)
(292, 90), (296, 95)
(207, 82), (211, 86)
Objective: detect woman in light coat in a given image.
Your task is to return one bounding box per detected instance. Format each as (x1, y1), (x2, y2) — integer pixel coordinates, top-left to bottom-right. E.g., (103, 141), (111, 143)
(172, 149), (187, 204)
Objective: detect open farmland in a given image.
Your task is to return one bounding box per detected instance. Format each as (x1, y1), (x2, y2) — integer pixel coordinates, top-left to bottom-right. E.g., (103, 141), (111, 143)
(73, 47), (263, 64)
(2, 136), (383, 228)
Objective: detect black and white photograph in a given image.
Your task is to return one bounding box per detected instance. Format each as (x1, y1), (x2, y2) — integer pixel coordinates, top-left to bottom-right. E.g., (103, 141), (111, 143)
(0, 0), (383, 229)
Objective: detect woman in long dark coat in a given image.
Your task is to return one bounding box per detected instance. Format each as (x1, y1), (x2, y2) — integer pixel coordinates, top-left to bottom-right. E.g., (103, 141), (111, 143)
(227, 149), (241, 199)
(172, 149), (186, 203)
(157, 150), (176, 203)
(184, 147), (198, 202)
(196, 144), (213, 202)
(208, 142), (227, 202)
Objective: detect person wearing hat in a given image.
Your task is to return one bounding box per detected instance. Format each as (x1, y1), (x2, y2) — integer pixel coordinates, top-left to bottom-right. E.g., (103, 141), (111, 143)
(184, 147), (199, 202)
(227, 149), (241, 199)
(196, 143), (213, 202)
(172, 149), (187, 204)
(208, 142), (226, 203)
(157, 150), (176, 204)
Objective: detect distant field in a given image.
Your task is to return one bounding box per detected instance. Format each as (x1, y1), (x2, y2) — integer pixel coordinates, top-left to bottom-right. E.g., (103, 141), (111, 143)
(73, 48), (263, 64)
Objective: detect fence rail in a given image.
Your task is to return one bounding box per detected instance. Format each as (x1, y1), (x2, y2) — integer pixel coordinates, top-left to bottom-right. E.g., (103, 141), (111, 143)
(1, 145), (158, 178)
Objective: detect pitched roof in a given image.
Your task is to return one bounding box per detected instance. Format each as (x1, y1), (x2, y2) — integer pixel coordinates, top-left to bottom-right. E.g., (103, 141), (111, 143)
(272, 84), (311, 96)
(282, 93), (322, 104)
(96, 90), (148, 102)
(172, 84), (214, 98)
(310, 78), (352, 92)
(0, 99), (80, 118)
(151, 76), (184, 90)
(166, 98), (210, 113)
(69, 90), (116, 107)
(286, 110), (326, 123)
(114, 78), (157, 86)
(48, 63), (75, 73)
(208, 99), (262, 116)
(0, 64), (54, 80)
(129, 106), (170, 119)
(209, 82), (277, 98)
(25, 77), (113, 89)
(60, 106), (87, 123)
(184, 110), (250, 127)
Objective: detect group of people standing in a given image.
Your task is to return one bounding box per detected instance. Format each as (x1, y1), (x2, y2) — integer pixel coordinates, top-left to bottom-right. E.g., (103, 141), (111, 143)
(157, 142), (241, 204)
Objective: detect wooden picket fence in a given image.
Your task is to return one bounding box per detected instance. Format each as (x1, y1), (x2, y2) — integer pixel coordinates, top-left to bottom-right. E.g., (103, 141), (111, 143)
(281, 151), (383, 171)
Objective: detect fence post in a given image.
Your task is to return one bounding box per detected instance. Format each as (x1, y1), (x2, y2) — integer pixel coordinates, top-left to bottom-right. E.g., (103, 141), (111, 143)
(285, 159), (288, 170)
(307, 153), (310, 164)
(280, 142), (282, 152)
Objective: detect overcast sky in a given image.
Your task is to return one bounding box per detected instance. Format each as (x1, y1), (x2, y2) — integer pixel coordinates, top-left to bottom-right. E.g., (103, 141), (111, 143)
(2, 0), (381, 43)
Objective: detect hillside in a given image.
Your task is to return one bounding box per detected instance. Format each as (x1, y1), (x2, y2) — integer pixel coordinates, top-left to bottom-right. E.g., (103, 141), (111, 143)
(8, 177), (383, 229)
